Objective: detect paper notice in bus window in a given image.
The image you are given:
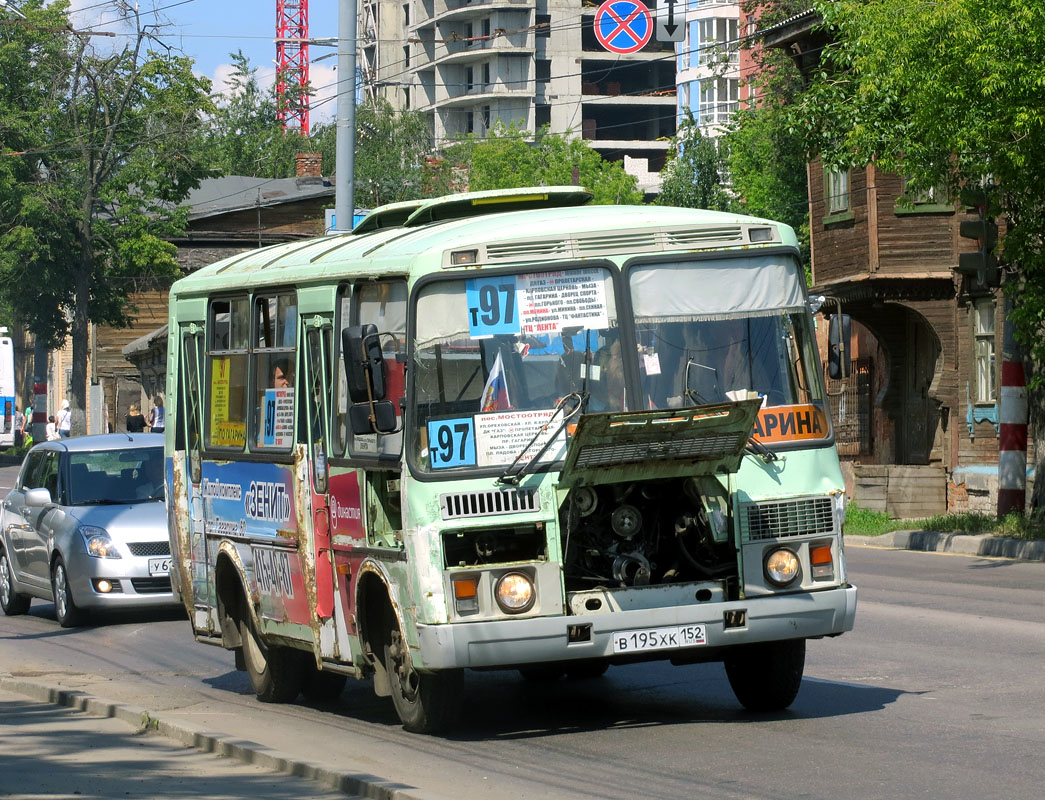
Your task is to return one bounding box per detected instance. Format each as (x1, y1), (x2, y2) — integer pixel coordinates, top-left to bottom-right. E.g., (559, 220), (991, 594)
(518, 269), (609, 336)
(213, 421), (246, 448)
(209, 357), (244, 447)
(261, 388), (294, 447)
(474, 409), (566, 468)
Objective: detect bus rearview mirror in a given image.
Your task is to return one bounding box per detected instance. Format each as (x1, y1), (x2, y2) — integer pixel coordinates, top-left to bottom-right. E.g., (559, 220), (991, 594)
(343, 324), (386, 402)
(349, 401), (398, 435)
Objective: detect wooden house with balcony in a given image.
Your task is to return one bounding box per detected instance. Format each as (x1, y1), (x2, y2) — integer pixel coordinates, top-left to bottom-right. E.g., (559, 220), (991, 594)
(763, 11), (1020, 516)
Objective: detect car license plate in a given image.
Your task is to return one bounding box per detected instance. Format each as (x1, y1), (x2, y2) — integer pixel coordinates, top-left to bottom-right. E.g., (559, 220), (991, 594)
(611, 624), (707, 654)
(148, 557), (171, 577)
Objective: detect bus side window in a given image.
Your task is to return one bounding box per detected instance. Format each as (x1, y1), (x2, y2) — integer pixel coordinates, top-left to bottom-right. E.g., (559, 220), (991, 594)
(252, 292), (298, 450)
(205, 297), (250, 450)
(335, 281), (406, 460)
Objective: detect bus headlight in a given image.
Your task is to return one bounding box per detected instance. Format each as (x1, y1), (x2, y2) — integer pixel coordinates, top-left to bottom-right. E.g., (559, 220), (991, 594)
(764, 548), (800, 587)
(495, 572), (535, 614)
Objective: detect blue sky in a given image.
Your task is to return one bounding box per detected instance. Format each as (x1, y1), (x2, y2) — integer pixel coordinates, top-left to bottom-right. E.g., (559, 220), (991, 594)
(68, 1), (342, 122)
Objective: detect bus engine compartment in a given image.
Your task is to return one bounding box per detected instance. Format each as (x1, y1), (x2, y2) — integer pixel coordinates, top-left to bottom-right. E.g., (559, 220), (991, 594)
(559, 475), (736, 592)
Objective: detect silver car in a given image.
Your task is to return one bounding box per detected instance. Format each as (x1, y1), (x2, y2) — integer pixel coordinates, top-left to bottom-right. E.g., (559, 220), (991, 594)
(0, 433), (176, 627)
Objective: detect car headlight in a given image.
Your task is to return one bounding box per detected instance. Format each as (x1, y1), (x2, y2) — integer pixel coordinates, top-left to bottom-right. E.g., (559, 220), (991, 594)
(764, 547), (799, 587)
(81, 526), (122, 559)
(494, 571), (535, 614)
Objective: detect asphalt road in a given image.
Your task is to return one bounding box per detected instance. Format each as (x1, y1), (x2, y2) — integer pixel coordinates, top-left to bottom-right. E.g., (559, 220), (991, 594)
(1, 463), (1044, 799)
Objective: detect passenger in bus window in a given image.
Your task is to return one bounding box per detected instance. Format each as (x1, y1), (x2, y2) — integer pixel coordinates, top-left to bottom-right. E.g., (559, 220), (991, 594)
(271, 358), (292, 388)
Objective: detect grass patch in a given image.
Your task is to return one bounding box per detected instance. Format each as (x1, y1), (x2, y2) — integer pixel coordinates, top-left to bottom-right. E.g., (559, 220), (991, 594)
(845, 506), (1045, 540)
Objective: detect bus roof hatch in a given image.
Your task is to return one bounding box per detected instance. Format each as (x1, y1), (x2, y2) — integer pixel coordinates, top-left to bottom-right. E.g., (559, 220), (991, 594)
(403, 186), (593, 228)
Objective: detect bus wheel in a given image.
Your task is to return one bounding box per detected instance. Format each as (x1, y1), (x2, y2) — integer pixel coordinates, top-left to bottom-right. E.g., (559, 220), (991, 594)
(300, 661), (348, 703)
(239, 611), (303, 703)
(0, 549), (31, 616)
(724, 639), (805, 712)
(384, 622), (462, 734)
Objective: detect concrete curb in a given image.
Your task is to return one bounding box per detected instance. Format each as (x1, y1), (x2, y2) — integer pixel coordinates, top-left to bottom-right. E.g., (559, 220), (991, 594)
(0, 675), (442, 800)
(846, 530), (1045, 561)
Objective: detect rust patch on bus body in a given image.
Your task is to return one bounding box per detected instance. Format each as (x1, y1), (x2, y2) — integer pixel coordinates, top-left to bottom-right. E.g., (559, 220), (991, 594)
(169, 451), (196, 620)
(292, 445), (327, 654)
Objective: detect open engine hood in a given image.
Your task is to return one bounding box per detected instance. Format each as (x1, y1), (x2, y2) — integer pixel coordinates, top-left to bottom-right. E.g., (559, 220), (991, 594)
(557, 399), (761, 489)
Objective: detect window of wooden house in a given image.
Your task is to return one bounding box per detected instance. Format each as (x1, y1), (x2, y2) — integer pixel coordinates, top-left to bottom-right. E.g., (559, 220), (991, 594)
(825, 168), (850, 215)
(973, 299), (997, 404)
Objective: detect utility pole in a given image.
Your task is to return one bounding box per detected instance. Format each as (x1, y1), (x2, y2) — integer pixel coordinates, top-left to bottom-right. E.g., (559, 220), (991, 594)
(334, 0), (356, 232)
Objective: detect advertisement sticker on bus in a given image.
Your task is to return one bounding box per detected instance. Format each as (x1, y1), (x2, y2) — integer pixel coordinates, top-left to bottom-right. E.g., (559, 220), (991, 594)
(200, 461), (297, 539)
(328, 470), (365, 539)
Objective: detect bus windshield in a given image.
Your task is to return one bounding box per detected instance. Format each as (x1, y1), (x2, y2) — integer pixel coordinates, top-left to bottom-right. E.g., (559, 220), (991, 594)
(627, 255), (826, 417)
(412, 267), (624, 473)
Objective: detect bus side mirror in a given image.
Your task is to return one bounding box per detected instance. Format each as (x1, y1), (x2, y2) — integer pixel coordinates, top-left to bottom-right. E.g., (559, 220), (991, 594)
(349, 401), (398, 435)
(828, 313), (851, 380)
(343, 324), (386, 402)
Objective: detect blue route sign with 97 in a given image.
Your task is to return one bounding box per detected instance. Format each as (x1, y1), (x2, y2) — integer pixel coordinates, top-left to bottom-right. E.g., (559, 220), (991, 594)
(594, 0), (653, 55)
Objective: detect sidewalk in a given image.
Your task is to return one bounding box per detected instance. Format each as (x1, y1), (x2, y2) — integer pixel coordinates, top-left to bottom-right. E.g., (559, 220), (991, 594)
(0, 678), (438, 800)
(845, 530), (1045, 561)
(0, 685), (356, 800)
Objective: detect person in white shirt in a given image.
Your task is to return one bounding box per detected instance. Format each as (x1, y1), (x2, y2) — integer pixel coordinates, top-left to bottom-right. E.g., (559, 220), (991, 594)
(57, 399), (72, 438)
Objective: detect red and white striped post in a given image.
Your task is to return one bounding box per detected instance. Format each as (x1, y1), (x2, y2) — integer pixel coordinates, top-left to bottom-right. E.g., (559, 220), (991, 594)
(998, 296), (1027, 516)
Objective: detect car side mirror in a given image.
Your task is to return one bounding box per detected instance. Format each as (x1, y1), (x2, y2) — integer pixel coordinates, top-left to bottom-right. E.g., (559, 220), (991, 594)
(828, 313), (851, 380)
(24, 487), (53, 508)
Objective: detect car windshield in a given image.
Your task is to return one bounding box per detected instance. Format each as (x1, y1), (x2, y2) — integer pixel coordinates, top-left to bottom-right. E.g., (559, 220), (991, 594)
(66, 447), (165, 506)
(411, 267), (623, 474)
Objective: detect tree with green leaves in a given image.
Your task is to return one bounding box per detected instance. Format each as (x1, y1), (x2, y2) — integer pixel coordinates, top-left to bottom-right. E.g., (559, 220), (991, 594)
(722, 1), (813, 267)
(789, 0), (1045, 508)
(206, 50), (310, 178)
(446, 124), (643, 205)
(311, 98), (450, 207)
(656, 113), (731, 211)
(0, 1), (212, 433)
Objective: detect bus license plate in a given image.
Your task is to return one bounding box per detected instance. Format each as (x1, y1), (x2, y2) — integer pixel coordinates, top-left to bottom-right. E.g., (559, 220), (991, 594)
(612, 624), (707, 654)
(148, 557), (171, 576)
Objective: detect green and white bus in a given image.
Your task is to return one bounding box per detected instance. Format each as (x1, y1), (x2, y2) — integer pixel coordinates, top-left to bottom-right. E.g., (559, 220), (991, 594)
(165, 186), (857, 733)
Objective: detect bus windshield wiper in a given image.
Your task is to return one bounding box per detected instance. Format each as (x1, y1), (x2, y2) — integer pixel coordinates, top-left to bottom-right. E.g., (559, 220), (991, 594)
(747, 435), (779, 462)
(496, 392), (585, 486)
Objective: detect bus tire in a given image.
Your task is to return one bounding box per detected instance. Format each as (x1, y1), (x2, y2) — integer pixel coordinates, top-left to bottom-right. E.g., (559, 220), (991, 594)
(384, 619), (462, 734)
(239, 611), (303, 703)
(0, 549), (31, 616)
(724, 638), (805, 712)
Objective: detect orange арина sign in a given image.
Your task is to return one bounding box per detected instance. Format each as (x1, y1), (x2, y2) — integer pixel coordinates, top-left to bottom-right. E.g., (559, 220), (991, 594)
(752, 404), (829, 443)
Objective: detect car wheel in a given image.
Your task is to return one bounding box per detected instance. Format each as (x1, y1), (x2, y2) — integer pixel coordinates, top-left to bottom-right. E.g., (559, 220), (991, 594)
(51, 557), (84, 628)
(724, 639), (806, 712)
(239, 609), (303, 703)
(0, 549), (32, 616)
(384, 613), (462, 734)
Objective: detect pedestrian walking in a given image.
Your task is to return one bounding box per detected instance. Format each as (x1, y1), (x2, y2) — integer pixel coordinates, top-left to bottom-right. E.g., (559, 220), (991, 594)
(57, 399), (72, 438)
(148, 394), (165, 434)
(126, 404), (147, 433)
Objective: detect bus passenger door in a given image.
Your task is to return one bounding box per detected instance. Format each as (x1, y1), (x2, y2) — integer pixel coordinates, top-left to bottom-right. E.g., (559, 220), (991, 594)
(177, 324), (215, 633)
(304, 316), (340, 658)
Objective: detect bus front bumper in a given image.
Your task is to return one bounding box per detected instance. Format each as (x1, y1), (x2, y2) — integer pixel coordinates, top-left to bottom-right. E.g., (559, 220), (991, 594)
(416, 584), (857, 670)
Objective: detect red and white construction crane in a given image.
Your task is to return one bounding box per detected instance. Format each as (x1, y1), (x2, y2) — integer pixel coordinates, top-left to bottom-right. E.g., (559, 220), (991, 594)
(275, 0), (310, 134)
